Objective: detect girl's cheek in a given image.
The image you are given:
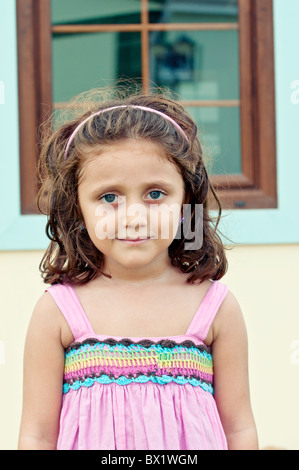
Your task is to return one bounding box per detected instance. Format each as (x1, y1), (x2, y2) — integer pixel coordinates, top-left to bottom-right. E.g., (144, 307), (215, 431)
(150, 204), (181, 240)
(94, 205), (117, 240)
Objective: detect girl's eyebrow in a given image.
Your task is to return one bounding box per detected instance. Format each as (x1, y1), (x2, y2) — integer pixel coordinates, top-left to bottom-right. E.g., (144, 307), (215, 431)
(90, 180), (175, 195)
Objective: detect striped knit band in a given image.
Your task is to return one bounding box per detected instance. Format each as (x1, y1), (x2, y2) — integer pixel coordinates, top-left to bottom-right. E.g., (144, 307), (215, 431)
(63, 338), (213, 395)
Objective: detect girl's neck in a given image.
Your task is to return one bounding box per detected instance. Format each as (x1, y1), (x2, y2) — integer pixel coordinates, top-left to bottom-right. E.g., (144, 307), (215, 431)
(100, 257), (178, 286)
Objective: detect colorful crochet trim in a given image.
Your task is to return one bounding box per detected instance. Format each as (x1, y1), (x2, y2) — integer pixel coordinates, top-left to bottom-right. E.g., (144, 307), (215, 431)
(63, 338), (214, 395)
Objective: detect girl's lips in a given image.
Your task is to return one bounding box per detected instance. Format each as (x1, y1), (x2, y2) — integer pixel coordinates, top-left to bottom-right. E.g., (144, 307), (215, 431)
(117, 237), (151, 244)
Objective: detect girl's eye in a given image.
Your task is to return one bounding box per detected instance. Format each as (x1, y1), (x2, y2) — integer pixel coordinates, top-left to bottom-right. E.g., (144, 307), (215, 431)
(100, 194), (118, 204)
(147, 190), (166, 201)
(99, 190), (166, 203)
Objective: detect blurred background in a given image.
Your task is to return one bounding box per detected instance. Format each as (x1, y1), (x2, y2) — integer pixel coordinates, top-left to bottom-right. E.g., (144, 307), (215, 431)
(0, 0), (298, 449)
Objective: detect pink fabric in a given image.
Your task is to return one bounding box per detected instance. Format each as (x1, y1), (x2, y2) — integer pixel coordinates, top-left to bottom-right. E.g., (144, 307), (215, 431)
(45, 280), (229, 450)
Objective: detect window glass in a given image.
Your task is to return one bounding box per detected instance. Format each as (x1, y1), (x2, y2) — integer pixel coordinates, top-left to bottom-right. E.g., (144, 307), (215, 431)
(148, 0), (241, 175)
(148, 0), (238, 23)
(150, 29), (239, 100)
(52, 31), (141, 103)
(51, 0), (240, 175)
(188, 106), (241, 175)
(51, 0), (141, 24)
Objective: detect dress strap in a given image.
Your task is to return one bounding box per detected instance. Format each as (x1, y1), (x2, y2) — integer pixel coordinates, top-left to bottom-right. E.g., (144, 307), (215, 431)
(186, 280), (229, 341)
(45, 283), (95, 340)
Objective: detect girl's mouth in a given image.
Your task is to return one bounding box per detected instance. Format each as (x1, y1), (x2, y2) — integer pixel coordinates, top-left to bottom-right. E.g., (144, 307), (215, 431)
(117, 237), (152, 245)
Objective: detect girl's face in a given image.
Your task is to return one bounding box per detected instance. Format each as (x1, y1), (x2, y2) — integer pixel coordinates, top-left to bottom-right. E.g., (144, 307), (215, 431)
(78, 139), (185, 279)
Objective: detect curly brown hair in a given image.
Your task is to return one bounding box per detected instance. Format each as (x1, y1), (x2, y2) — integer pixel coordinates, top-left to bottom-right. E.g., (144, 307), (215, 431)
(37, 86), (228, 285)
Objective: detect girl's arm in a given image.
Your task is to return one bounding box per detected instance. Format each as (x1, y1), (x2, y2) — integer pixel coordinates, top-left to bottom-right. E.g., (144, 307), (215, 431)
(18, 293), (66, 450)
(211, 290), (259, 450)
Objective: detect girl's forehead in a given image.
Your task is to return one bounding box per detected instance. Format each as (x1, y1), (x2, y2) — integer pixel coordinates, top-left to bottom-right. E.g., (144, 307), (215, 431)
(79, 139), (181, 183)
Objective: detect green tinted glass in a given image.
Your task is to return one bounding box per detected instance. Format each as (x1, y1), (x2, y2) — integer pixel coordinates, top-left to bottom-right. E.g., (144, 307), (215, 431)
(52, 31), (141, 103)
(148, 0), (238, 23)
(187, 106), (241, 175)
(51, 0), (141, 25)
(51, 0), (241, 175)
(150, 29), (239, 100)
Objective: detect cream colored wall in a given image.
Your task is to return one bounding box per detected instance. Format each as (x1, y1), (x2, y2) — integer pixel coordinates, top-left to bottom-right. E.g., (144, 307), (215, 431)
(0, 245), (298, 450)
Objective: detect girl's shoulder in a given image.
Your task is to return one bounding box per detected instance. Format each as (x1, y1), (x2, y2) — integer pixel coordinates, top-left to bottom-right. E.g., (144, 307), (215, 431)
(29, 289), (74, 348)
(207, 287), (246, 345)
(215, 287), (244, 325)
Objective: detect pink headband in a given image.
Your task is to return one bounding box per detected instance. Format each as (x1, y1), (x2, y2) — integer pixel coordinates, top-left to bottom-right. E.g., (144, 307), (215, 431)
(64, 105), (189, 159)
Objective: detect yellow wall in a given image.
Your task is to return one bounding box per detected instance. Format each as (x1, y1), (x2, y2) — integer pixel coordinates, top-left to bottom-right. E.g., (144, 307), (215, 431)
(1, 245), (298, 450)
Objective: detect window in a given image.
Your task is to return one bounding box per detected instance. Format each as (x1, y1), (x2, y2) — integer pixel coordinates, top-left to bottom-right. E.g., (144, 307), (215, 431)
(17, 0), (277, 214)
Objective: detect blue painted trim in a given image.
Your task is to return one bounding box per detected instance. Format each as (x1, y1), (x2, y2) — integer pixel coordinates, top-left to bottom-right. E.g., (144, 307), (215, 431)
(0, 0), (298, 251)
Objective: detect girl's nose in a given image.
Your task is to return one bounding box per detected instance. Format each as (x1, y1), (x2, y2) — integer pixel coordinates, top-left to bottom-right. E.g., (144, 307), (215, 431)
(118, 201), (149, 236)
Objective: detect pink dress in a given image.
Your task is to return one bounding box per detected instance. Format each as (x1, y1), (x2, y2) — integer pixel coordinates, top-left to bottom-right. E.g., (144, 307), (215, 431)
(45, 280), (228, 450)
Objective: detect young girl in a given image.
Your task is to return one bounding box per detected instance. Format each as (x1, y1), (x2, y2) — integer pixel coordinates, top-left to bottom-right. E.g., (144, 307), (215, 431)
(18, 90), (258, 450)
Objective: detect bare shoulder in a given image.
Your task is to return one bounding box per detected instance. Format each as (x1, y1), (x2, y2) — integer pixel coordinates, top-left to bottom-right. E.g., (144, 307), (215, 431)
(27, 291), (73, 348)
(212, 288), (247, 342)
(204, 287), (247, 346)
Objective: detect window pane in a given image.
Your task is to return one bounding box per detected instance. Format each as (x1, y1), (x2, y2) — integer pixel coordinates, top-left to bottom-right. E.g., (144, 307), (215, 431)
(187, 106), (241, 175)
(51, 0), (141, 25)
(149, 0), (238, 23)
(150, 29), (239, 100)
(52, 32), (141, 104)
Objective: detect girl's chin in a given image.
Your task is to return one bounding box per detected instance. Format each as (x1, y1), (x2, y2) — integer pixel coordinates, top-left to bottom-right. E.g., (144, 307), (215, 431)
(102, 254), (158, 271)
